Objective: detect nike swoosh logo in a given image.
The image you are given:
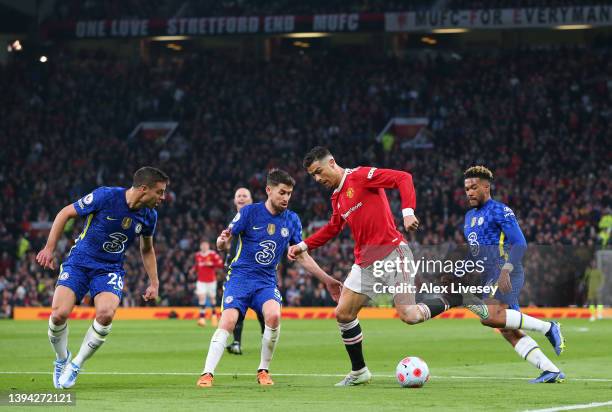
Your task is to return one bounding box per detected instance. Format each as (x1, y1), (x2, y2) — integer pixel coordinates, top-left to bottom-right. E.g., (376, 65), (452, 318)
(106, 216), (118, 221)
(253, 226), (263, 230)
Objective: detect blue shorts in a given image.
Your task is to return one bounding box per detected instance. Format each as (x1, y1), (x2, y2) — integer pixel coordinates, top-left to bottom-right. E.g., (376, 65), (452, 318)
(482, 268), (524, 311)
(222, 277), (282, 317)
(57, 261), (125, 303)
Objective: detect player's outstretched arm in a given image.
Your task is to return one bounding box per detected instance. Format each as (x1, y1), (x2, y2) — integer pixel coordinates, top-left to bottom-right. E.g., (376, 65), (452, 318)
(359, 167), (419, 231)
(140, 236), (159, 302)
(295, 251), (342, 302)
(36, 204), (79, 270)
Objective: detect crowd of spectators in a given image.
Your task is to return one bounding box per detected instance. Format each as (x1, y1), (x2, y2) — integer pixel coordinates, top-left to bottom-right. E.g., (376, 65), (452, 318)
(0, 43), (609, 317)
(46, 0), (610, 21)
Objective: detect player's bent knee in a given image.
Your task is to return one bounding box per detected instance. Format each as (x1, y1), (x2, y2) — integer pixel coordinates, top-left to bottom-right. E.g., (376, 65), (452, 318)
(95, 308), (116, 326)
(335, 306), (357, 324)
(50, 310), (69, 325)
(51, 301), (73, 325)
(218, 309), (239, 332)
(264, 311), (280, 328)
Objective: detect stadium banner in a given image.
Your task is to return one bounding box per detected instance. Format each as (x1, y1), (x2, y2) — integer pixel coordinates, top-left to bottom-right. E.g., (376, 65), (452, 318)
(42, 13), (383, 39)
(13, 306), (610, 320)
(42, 6), (612, 39)
(386, 5), (611, 32)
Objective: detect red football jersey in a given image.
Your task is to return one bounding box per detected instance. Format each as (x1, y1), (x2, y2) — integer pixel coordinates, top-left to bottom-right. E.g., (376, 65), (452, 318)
(194, 251), (224, 282)
(303, 167), (416, 266)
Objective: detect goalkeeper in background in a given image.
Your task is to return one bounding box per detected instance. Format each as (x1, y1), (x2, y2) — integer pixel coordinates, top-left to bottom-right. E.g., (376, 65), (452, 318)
(584, 258), (604, 321)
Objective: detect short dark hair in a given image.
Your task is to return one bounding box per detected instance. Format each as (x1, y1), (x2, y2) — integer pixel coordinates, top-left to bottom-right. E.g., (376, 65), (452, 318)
(303, 146), (332, 169)
(133, 167), (169, 187)
(464, 165), (493, 181)
(267, 168), (295, 187)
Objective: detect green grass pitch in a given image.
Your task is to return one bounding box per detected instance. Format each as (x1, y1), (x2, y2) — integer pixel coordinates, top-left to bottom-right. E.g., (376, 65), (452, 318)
(1, 319), (611, 411)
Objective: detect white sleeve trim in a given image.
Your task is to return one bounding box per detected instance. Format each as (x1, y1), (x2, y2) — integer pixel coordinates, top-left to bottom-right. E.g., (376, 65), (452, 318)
(402, 208), (415, 217)
(297, 241), (308, 252)
(502, 263), (514, 272)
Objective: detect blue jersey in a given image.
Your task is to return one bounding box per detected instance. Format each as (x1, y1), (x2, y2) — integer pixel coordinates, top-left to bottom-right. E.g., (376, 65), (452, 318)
(68, 186), (157, 267)
(463, 198), (527, 272)
(228, 202), (302, 286)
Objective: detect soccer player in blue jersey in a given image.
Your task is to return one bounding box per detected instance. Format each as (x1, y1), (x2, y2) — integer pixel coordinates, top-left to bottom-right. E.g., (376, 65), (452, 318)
(197, 169), (342, 387)
(36, 167), (169, 389)
(462, 166), (566, 383)
(221, 187), (267, 355)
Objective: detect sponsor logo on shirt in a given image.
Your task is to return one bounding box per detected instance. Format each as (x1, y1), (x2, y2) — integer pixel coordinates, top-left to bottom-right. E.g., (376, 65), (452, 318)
(281, 227), (289, 237)
(341, 202), (363, 220)
(478, 217), (484, 225)
(468, 232), (479, 256)
(59, 272), (70, 281)
(225, 296), (233, 304)
(135, 223), (142, 234)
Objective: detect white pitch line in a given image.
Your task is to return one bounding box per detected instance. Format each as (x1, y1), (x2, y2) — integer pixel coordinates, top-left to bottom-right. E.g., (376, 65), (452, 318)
(522, 400), (612, 412)
(1, 371), (611, 382)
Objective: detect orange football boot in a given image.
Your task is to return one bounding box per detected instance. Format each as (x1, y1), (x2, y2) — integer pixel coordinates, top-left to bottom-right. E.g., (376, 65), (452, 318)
(196, 373), (214, 387)
(257, 370), (274, 386)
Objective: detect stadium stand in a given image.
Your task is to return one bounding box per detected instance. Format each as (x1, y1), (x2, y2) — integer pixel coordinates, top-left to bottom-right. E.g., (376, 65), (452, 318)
(0, 34), (609, 317)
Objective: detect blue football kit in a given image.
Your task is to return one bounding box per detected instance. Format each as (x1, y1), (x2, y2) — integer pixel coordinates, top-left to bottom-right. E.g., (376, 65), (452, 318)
(57, 187), (157, 302)
(464, 199), (527, 310)
(222, 202), (302, 316)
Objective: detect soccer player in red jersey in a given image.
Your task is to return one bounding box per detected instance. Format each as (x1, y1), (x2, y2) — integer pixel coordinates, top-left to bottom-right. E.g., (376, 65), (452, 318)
(191, 241), (224, 327)
(289, 146), (453, 386)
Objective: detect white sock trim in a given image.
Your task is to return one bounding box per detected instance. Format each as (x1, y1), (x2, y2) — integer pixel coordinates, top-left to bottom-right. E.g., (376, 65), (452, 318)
(337, 319), (359, 332)
(93, 320), (112, 336)
(48, 317), (67, 332)
(212, 328), (230, 343)
(263, 325), (280, 340)
(514, 335), (539, 359)
(505, 310), (522, 329)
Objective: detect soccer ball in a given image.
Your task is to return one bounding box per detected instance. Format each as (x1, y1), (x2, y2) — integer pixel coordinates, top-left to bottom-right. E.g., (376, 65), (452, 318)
(396, 356), (430, 388)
